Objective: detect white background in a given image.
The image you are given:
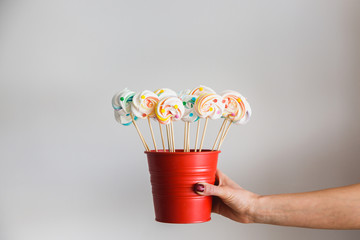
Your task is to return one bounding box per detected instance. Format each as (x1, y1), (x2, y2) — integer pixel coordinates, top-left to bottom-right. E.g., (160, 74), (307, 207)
(0, 0), (359, 239)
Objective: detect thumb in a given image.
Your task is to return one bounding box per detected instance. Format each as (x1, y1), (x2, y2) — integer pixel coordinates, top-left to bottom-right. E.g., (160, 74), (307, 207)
(194, 183), (229, 199)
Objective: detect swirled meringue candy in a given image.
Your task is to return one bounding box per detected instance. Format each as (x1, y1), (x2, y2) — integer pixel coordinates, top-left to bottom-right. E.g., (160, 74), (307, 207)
(155, 96), (185, 124)
(194, 93), (224, 120)
(131, 90), (159, 119)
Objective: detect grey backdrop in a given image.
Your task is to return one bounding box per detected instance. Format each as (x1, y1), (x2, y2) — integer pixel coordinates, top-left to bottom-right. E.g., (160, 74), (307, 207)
(0, 0), (359, 239)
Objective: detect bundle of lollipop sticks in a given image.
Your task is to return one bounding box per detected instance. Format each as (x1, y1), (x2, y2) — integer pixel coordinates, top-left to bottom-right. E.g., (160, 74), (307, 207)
(112, 86), (251, 152)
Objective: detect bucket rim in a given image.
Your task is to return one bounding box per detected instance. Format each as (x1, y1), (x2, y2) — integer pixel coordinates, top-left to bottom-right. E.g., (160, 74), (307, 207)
(145, 149), (221, 155)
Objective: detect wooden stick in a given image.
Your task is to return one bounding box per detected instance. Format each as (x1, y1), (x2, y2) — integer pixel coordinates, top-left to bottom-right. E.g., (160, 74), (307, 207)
(220, 120), (232, 142)
(217, 120), (232, 150)
(171, 120), (175, 152)
(187, 122), (190, 152)
(148, 117), (157, 152)
(194, 119), (200, 152)
(167, 123), (173, 152)
(166, 124), (172, 152)
(159, 122), (166, 152)
(184, 122), (187, 152)
(165, 125), (170, 152)
(132, 115), (150, 151)
(212, 118), (228, 151)
(217, 118), (229, 149)
(130, 113), (149, 151)
(199, 117), (209, 152)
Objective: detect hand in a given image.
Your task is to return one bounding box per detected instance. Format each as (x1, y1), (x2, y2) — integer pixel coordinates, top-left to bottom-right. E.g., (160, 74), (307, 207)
(194, 169), (259, 223)
(195, 170), (360, 229)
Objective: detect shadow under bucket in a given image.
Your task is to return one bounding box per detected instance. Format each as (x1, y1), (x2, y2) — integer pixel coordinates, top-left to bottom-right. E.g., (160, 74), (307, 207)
(145, 149), (220, 224)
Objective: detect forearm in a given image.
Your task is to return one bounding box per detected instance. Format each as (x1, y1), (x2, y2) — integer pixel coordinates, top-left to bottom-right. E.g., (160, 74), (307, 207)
(251, 184), (360, 229)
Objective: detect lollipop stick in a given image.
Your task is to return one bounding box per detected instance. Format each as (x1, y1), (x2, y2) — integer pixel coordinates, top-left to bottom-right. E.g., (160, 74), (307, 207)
(159, 122), (166, 152)
(169, 123), (173, 152)
(184, 122), (188, 152)
(171, 120), (175, 152)
(166, 124), (171, 152)
(217, 120), (232, 151)
(187, 122), (190, 152)
(130, 113), (149, 151)
(184, 122), (187, 152)
(199, 117), (209, 152)
(212, 118), (228, 151)
(148, 117), (157, 152)
(194, 119), (200, 152)
(217, 118), (229, 149)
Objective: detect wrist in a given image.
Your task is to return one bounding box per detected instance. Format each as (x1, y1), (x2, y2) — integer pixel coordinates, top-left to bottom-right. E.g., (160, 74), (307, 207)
(248, 195), (269, 224)
(242, 193), (262, 224)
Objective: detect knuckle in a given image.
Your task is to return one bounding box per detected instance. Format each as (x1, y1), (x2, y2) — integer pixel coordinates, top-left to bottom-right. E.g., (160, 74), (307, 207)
(206, 184), (217, 195)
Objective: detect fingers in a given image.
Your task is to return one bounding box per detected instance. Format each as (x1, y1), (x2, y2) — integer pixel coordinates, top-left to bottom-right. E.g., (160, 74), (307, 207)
(194, 169), (237, 202)
(194, 182), (231, 200)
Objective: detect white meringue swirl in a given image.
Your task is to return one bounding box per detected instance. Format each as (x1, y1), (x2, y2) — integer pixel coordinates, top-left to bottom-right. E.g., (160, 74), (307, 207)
(194, 93), (224, 120)
(131, 90), (159, 119)
(155, 96), (185, 124)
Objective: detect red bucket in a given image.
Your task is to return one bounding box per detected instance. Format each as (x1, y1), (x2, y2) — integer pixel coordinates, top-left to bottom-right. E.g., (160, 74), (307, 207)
(145, 149), (220, 224)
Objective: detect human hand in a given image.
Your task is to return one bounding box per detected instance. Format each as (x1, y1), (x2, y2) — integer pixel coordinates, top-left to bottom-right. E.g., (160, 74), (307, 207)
(194, 169), (259, 223)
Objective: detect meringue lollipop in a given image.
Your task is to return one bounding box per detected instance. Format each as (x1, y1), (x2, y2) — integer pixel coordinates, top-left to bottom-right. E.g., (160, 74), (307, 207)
(154, 88), (178, 151)
(212, 90), (245, 150)
(155, 96), (185, 152)
(221, 90), (248, 122)
(131, 90), (159, 119)
(194, 93), (224, 120)
(212, 90), (245, 151)
(112, 88), (149, 151)
(111, 88), (136, 126)
(178, 91), (199, 152)
(216, 90), (252, 150)
(112, 88), (135, 113)
(155, 96), (185, 124)
(194, 93), (225, 152)
(112, 88), (137, 126)
(131, 90), (160, 151)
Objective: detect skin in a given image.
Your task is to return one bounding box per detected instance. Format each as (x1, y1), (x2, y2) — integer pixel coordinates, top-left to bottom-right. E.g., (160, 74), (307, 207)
(195, 169), (360, 229)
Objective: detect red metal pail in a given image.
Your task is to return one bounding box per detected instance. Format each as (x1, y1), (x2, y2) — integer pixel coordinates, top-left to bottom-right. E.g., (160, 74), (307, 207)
(145, 149), (220, 224)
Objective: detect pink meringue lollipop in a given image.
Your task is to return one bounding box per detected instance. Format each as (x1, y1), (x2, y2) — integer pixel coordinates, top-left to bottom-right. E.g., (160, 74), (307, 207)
(131, 90), (160, 151)
(154, 88), (178, 151)
(131, 90), (159, 118)
(194, 93), (224, 120)
(155, 96), (185, 152)
(155, 96), (185, 124)
(212, 90), (245, 150)
(221, 90), (247, 122)
(216, 90), (252, 150)
(193, 93), (225, 152)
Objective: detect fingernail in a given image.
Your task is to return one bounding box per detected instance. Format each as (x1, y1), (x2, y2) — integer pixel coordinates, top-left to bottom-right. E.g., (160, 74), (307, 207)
(195, 183), (205, 192)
